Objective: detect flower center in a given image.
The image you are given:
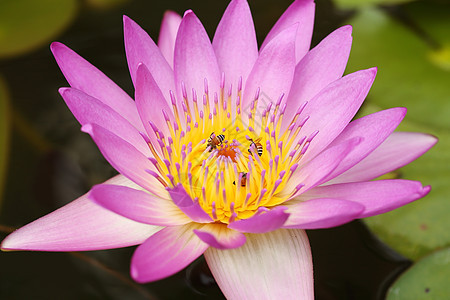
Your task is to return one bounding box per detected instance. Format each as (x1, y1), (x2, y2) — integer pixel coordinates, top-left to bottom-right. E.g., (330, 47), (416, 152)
(216, 143), (237, 162)
(144, 75), (315, 224)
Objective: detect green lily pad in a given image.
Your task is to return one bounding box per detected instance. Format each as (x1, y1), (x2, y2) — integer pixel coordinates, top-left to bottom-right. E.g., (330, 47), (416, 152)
(386, 248), (450, 299)
(86, 0), (131, 10)
(347, 5), (450, 260)
(334, 0), (414, 9)
(428, 45), (450, 71)
(364, 116), (450, 260)
(346, 6), (450, 129)
(405, 1), (450, 72)
(0, 0), (78, 58)
(0, 77), (10, 207)
(405, 1), (450, 44)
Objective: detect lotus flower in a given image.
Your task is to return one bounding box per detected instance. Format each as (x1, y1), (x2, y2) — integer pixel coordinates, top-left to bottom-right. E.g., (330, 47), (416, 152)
(1, 0), (436, 299)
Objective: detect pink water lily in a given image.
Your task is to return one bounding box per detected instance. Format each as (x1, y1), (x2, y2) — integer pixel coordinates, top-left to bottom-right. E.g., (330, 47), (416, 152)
(1, 0), (436, 299)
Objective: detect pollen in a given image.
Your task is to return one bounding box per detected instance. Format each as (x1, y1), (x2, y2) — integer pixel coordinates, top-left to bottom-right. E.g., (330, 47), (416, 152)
(144, 74), (317, 224)
(217, 144), (237, 162)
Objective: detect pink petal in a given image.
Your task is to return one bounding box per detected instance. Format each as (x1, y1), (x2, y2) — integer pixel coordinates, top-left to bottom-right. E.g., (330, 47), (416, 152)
(282, 137), (361, 199)
(329, 131), (437, 184)
(0, 175), (161, 251)
(123, 16), (175, 101)
(158, 11), (182, 68)
(320, 107), (407, 184)
(293, 67), (377, 163)
(281, 25), (353, 132)
(81, 124), (167, 197)
(59, 87), (151, 157)
(193, 223), (246, 249)
(174, 11), (221, 113)
(51, 42), (143, 131)
(135, 63), (174, 155)
(261, 0), (315, 63)
(243, 24), (297, 118)
(89, 184), (191, 226)
(227, 206), (290, 233)
(212, 0), (258, 101)
(167, 184), (213, 223)
(301, 180), (431, 218)
(283, 198), (364, 229)
(131, 224), (208, 283)
(205, 229), (314, 300)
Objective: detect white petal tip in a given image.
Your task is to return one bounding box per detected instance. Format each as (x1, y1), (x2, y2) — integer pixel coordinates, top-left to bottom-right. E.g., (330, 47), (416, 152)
(183, 9), (194, 17)
(81, 123), (94, 135)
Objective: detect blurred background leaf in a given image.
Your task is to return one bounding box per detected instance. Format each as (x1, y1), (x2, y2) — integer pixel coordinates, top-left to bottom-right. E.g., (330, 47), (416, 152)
(406, 1), (450, 71)
(0, 0), (78, 58)
(345, 1), (450, 261)
(85, 0), (131, 10)
(386, 247), (450, 299)
(334, 0), (414, 9)
(347, 5), (450, 129)
(362, 104), (450, 260)
(0, 77), (10, 208)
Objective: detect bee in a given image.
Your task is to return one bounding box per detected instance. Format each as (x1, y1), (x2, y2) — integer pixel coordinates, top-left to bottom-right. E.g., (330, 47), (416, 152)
(248, 137), (263, 156)
(233, 172), (247, 186)
(207, 132), (225, 151)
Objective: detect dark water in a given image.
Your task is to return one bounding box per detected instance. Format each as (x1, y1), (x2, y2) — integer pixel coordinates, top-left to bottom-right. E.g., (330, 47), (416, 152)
(0, 0), (410, 299)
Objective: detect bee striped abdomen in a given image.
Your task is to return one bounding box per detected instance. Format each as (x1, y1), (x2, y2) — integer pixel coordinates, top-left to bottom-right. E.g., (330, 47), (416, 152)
(233, 172), (247, 186)
(207, 132), (225, 151)
(248, 141), (263, 157)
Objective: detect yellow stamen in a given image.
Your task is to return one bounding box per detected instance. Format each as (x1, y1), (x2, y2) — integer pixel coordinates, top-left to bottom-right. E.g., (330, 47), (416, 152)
(145, 82), (310, 224)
